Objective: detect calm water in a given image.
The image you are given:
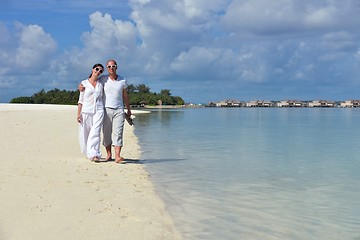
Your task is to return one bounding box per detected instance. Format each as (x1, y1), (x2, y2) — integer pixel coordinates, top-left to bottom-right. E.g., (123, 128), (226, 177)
(134, 108), (360, 240)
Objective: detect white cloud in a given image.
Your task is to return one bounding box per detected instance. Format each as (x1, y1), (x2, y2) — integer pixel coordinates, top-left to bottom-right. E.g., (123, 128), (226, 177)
(170, 46), (268, 83)
(14, 23), (57, 68)
(221, 0), (360, 35)
(0, 22), (57, 97)
(177, 0), (228, 21)
(170, 47), (221, 73)
(81, 12), (137, 54)
(304, 5), (337, 27)
(129, 0), (151, 5)
(2, 0), (360, 103)
(221, 0), (301, 34)
(45, 12), (140, 88)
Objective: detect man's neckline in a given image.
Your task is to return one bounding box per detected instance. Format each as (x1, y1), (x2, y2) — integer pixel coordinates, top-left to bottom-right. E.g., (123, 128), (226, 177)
(108, 74), (118, 80)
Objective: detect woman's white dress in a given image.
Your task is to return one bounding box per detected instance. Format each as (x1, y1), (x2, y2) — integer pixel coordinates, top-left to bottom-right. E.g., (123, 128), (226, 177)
(78, 79), (104, 159)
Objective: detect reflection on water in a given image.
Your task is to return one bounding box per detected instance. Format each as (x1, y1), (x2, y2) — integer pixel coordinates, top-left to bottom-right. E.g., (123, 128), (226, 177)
(135, 109), (185, 127)
(134, 108), (360, 240)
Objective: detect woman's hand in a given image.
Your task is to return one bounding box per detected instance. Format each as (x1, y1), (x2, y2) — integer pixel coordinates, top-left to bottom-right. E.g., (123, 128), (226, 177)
(77, 114), (82, 123)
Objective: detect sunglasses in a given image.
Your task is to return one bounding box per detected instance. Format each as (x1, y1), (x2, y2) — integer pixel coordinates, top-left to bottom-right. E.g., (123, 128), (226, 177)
(95, 67), (103, 73)
(107, 65), (117, 69)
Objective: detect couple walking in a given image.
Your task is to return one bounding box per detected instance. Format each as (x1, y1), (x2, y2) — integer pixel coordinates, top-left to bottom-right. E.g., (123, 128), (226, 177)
(76, 59), (132, 163)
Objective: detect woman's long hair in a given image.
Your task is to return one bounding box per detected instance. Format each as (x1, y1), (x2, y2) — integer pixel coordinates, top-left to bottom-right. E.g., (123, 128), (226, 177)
(89, 63), (104, 78)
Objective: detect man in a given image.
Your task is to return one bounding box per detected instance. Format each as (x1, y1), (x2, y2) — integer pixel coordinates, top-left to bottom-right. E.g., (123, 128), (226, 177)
(79, 59), (132, 163)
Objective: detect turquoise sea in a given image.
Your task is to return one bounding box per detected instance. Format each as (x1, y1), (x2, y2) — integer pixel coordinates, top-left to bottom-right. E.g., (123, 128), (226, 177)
(133, 108), (360, 240)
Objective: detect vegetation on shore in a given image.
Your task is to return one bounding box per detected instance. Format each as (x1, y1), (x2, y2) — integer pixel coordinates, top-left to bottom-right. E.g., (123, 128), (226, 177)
(127, 84), (184, 106)
(10, 89), (78, 105)
(9, 84), (185, 106)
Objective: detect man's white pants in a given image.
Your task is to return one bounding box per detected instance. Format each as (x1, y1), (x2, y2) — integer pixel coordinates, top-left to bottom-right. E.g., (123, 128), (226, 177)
(79, 110), (104, 159)
(103, 107), (125, 147)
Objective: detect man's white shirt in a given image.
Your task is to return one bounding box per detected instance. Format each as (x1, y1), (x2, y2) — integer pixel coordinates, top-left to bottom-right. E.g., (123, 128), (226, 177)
(99, 75), (127, 110)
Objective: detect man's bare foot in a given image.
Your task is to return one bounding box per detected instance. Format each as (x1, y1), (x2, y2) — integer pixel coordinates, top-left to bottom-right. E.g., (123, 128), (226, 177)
(105, 156), (112, 161)
(115, 157), (125, 164)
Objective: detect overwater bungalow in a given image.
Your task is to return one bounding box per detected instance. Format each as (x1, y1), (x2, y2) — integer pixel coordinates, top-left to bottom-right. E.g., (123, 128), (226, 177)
(340, 100), (360, 108)
(308, 100), (336, 107)
(216, 100), (242, 107)
(277, 100), (305, 107)
(246, 100), (274, 107)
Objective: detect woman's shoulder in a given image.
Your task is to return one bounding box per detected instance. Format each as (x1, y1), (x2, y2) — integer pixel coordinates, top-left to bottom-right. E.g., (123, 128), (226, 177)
(81, 78), (89, 83)
(81, 79), (90, 87)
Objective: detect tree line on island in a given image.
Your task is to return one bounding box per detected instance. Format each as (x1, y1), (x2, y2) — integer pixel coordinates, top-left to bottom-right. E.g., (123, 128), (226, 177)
(10, 84), (185, 106)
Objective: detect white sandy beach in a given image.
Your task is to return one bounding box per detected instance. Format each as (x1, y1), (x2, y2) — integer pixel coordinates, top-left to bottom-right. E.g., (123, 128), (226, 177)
(0, 104), (181, 240)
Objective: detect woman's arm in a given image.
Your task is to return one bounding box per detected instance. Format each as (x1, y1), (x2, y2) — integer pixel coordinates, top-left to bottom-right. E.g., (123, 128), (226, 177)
(77, 103), (83, 123)
(77, 90), (84, 123)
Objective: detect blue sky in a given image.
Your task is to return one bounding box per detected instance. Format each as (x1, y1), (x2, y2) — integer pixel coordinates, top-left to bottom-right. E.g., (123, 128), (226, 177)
(1, 0), (360, 103)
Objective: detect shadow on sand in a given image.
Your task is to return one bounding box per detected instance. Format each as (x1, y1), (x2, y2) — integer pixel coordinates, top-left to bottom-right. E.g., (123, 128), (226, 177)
(97, 158), (142, 164)
(95, 158), (185, 164)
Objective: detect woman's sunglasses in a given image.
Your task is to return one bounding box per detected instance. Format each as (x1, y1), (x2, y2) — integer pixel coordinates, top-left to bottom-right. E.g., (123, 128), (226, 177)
(95, 67), (103, 73)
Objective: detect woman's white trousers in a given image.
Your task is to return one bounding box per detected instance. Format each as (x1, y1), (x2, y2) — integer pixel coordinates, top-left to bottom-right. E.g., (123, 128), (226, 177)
(79, 110), (104, 159)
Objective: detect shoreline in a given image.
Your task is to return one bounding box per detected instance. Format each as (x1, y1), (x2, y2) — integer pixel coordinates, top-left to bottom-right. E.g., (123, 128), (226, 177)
(0, 104), (181, 240)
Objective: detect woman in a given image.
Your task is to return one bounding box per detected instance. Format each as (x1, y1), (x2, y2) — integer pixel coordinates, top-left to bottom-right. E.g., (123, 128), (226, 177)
(77, 63), (105, 162)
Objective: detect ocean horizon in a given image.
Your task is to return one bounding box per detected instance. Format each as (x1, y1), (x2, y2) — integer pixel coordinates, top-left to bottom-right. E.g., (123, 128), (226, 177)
(134, 107), (360, 240)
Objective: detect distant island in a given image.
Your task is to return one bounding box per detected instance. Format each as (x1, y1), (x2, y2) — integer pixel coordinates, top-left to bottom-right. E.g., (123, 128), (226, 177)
(9, 87), (359, 108)
(204, 99), (360, 108)
(9, 84), (185, 107)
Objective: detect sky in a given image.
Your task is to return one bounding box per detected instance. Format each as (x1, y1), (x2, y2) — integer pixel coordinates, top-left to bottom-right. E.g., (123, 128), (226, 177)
(1, 0), (360, 103)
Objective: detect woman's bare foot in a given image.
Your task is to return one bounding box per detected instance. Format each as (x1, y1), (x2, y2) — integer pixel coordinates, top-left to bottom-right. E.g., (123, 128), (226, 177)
(92, 156), (100, 163)
(115, 157), (125, 164)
